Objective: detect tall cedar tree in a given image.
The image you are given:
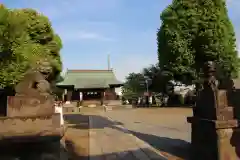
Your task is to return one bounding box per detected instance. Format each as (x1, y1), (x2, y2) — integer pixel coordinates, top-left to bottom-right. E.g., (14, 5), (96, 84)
(157, 0), (239, 84)
(0, 5), (62, 88)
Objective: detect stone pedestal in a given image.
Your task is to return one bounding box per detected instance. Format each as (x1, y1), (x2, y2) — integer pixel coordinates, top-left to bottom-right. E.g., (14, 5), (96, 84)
(187, 61), (240, 160)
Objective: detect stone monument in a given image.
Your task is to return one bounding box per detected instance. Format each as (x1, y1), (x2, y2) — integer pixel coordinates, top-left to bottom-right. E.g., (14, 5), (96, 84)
(0, 60), (64, 158)
(7, 60), (55, 117)
(187, 61), (240, 160)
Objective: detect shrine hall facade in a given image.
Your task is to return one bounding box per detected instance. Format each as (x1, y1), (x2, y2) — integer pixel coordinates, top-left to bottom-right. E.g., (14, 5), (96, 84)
(57, 69), (123, 106)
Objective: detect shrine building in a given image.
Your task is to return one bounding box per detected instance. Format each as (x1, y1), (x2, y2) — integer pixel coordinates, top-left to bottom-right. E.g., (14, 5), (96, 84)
(56, 69), (123, 106)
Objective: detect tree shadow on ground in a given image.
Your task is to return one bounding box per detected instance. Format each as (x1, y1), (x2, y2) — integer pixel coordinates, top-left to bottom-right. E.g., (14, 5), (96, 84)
(64, 113), (190, 159)
(64, 114), (123, 129)
(0, 141), (66, 160)
(64, 114), (90, 130)
(65, 139), (168, 160)
(128, 130), (190, 160)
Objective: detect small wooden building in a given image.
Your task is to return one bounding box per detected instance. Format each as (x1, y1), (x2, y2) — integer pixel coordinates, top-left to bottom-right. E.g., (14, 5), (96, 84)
(57, 69), (123, 106)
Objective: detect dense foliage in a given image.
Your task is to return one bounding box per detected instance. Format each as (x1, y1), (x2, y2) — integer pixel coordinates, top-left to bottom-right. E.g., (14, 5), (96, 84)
(0, 5), (62, 88)
(142, 64), (159, 83)
(157, 0), (239, 84)
(122, 73), (146, 99)
(141, 63), (164, 93)
(122, 64), (170, 99)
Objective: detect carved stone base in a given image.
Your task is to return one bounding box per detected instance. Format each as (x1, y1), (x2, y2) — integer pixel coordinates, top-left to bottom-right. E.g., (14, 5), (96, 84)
(187, 117), (239, 160)
(7, 95), (55, 117)
(0, 113), (64, 144)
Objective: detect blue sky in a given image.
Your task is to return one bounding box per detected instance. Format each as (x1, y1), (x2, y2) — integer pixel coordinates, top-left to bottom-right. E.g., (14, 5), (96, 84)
(2, 0), (240, 81)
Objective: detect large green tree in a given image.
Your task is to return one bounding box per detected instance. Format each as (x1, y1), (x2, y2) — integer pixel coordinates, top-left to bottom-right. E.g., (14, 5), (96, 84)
(0, 5), (62, 88)
(157, 0), (239, 84)
(122, 73), (146, 99)
(141, 63), (163, 93)
(142, 63), (160, 81)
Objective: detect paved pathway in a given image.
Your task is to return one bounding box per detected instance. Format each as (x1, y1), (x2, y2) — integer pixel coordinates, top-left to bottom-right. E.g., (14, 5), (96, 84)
(104, 108), (191, 141)
(102, 108), (191, 159)
(64, 107), (191, 159)
(88, 111), (168, 160)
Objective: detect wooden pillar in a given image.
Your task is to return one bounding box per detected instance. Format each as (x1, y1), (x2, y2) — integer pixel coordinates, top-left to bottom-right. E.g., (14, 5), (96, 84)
(79, 91), (83, 101)
(62, 92), (64, 102)
(78, 91), (83, 107)
(66, 89), (72, 104)
(100, 90), (105, 105)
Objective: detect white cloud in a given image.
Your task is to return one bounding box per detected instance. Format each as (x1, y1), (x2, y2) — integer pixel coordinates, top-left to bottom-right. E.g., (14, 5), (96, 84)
(227, 0), (233, 5)
(76, 31), (113, 41)
(227, 0), (239, 6)
(26, 0), (121, 20)
(227, 0), (240, 12)
(13, 0), (239, 81)
(59, 30), (113, 42)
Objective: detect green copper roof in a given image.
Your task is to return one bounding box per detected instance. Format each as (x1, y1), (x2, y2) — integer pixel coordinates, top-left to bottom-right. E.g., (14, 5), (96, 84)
(57, 69), (123, 89)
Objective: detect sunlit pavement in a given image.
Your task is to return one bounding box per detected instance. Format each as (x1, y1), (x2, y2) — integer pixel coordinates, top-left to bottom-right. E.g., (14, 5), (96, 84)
(80, 107), (192, 159)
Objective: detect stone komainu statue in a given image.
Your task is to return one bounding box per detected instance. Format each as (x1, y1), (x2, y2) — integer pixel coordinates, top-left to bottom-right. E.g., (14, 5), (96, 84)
(7, 61), (56, 117)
